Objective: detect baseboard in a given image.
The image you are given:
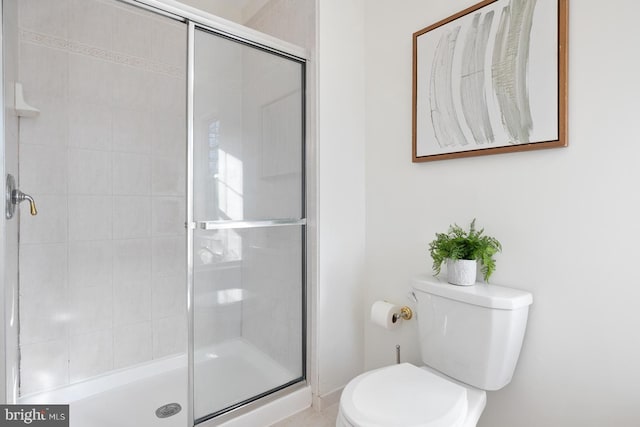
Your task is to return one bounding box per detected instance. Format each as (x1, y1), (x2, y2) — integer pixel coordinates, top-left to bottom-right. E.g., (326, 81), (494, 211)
(312, 386), (343, 411)
(215, 385), (312, 427)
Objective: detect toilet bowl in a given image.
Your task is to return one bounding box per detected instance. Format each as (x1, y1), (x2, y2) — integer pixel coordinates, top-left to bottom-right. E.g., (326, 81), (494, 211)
(336, 363), (486, 427)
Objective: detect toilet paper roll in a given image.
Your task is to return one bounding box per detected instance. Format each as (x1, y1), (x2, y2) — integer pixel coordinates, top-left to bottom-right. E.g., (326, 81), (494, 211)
(370, 300), (401, 330)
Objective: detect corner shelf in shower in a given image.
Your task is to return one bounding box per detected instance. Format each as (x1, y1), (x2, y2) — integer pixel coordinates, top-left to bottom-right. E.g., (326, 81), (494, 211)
(14, 83), (39, 118)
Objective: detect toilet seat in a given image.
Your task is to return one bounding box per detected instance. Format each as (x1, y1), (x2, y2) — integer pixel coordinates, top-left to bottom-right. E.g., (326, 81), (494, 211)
(339, 363), (469, 427)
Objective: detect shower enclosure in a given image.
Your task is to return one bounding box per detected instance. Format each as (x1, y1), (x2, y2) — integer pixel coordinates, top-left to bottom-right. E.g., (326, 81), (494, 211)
(1, 0), (307, 425)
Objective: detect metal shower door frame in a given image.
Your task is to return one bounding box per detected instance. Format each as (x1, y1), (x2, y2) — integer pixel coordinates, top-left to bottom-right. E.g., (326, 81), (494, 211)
(123, 1), (310, 425)
(186, 20), (308, 426)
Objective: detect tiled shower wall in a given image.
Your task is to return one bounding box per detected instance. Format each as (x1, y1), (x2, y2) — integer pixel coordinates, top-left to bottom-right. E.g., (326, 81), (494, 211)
(17, 0), (187, 395)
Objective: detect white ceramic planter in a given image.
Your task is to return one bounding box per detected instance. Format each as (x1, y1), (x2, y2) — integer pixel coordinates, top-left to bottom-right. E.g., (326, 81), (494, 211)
(446, 259), (477, 286)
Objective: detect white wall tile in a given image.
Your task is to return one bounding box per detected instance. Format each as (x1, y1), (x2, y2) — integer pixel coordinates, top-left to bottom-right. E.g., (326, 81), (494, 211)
(20, 145), (67, 195)
(113, 196), (151, 239)
(20, 292), (69, 345)
(152, 156), (185, 196)
(152, 275), (186, 320)
(68, 54), (114, 107)
(68, 195), (112, 241)
(153, 315), (187, 358)
(19, 244), (69, 345)
(112, 108), (152, 154)
(113, 239), (151, 282)
(19, 195), (68, 244)
(19, 0), (70, 38)
(113, 278), (151, 326)
(19, 243), (67, 296)
(114, 322), (153, 369)
(69, 286), (113, 335)
(111, 65), (153, 111)
(68, 149), (112, 195)
(152, 197), (185, 236)
(20, 340), (69, 395)
(20, 98), (69, 147)
(151, 112), (186, 159)
(151, 20), (187, 71)
(152, 236), (186, 277)
(112, 152), (151, 195)
(69, 329), (113, 383)
(19, 42), (68, 104)
(68, 101), (112, 151)
(68, 0), (113, 51)
(151, 74), (185, 116)
(112, 6), (153, 59)
(68, 240), (113, 288)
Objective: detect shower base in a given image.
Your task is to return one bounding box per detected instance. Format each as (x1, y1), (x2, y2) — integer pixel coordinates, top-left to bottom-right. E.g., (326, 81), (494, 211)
(19, 338), (306, 427)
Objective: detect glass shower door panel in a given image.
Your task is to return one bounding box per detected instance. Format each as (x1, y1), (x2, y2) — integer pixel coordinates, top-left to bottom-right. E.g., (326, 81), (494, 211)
(193, 28), (304, 223)
(192, 27), (305, 422)
(193, 226), (303, 420)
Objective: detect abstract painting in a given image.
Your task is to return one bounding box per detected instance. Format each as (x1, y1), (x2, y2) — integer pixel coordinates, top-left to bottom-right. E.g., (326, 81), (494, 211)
(412, 0), (567, 162)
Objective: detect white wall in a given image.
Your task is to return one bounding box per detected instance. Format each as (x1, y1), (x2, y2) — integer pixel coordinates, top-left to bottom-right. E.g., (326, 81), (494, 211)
(364, 1), (640, 426)
(316, 0), (366, 401)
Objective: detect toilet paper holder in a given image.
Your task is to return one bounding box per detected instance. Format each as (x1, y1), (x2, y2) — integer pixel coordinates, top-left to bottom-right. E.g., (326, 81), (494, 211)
(392, 306), (413, 323)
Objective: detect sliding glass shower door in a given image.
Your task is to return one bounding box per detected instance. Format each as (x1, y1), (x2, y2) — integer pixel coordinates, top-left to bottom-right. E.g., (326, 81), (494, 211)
(190, 26), (306, 423)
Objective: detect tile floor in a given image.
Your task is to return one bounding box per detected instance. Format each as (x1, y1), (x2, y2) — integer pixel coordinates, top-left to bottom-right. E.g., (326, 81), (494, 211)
(270, 403), (339, 427)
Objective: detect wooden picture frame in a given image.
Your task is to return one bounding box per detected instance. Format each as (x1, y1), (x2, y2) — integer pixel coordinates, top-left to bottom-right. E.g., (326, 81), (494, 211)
(412, 0), (568, 162)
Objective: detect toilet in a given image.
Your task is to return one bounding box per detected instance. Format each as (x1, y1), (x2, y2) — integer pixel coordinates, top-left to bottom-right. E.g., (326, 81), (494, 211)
(337, 275), (533, 427)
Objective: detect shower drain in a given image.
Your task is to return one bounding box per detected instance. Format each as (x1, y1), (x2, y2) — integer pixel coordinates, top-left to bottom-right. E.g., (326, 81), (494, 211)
(156, 403), (182, 418)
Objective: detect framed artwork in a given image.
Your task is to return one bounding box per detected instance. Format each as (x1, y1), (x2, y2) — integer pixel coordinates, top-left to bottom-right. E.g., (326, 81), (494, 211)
(412, 0), (568, 162)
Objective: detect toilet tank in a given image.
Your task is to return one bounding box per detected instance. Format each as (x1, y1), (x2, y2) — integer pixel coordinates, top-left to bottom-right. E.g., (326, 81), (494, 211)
(411, 275), (533, 391)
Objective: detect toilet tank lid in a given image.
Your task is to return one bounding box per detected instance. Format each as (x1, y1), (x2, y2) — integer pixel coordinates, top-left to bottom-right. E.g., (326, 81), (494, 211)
(412, 275), (533, 310)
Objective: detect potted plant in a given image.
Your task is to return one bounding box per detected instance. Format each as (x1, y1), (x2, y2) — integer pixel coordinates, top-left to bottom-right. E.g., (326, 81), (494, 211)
(428, 219), (502, 285)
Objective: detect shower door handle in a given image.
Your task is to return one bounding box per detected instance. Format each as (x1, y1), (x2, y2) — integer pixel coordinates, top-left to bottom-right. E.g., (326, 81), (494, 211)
(5, 174), (37, 219)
